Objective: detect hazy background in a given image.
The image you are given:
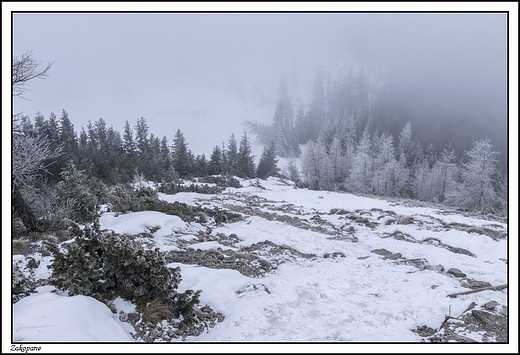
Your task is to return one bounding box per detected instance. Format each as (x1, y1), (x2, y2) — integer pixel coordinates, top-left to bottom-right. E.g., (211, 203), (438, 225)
(12, 12), (508, 164)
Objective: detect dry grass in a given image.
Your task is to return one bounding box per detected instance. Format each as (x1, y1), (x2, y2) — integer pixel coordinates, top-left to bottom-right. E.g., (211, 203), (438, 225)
(141, 297), (172, 324)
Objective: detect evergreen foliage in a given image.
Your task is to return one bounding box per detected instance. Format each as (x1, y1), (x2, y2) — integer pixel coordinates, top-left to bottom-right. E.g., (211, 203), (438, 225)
(256, 141), (279, 179)
(236, 131), (256, 178)
(48, 223), (207, 326)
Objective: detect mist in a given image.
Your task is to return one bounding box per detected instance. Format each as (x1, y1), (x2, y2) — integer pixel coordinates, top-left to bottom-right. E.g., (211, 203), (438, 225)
(12, 12), (507, 164)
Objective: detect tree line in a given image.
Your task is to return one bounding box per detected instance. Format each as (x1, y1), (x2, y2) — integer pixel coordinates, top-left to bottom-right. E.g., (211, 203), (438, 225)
(12, 52), (507, 235)
(247, 71), (507, 214)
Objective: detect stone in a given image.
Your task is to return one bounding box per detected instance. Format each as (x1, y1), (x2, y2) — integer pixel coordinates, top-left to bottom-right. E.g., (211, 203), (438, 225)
(447, 268), (466, 278)
(460, 279), (492, 289)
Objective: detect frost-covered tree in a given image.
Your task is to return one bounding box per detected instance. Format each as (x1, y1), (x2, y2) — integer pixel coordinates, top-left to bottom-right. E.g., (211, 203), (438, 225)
(431, 144), (457, 203)
(325, 137), (347, 185)
(457, 138), (500, 212)
(371, 133), (398, 196)
(301, 140), (327, 189)
(397, 122), (422, 197)
(349, 127), (374, 194)
(12, 52), (60, 232)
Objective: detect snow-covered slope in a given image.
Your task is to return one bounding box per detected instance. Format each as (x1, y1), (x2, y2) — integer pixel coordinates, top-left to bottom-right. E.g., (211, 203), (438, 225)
(11, 177), (510, 348)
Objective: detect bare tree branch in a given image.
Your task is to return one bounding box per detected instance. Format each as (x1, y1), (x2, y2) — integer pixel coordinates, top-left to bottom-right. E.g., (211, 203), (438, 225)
(12, 50), (55, 100)
(447, 284), (508, 298)
(12, 134), (62, 191)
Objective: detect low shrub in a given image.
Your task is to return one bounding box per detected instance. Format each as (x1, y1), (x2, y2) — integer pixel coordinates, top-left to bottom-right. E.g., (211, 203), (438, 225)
(47, 223), (211, 329)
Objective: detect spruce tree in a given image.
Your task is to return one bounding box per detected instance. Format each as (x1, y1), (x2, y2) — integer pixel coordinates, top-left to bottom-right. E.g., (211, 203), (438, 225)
(59, 109), (78, 160)
(236, 131), (256, 178)
(208, 145), (224, 176)
(256, 141), (279, 179)
(172, 129), (192, 177)
(226, 133), (239, 175)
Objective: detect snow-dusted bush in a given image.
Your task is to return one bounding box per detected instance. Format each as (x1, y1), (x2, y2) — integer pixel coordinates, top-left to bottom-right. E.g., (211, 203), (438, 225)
(106, 184), (242, 224)
(54, 162), (103, 223)
(12, 262), (36, 303)
(47, 223), (209, 327)
(158, 181), (225, 195)
(197, 174), (242, 188)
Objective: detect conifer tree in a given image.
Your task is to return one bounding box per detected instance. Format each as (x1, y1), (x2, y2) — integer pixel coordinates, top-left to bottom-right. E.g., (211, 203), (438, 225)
(236, 131), (256, 178)
(208, 145), (224, 176)
(226, 133), (239, 175)
(458, 138), (500, 212)
(349, 127), (373, 194)
(271, 78), (301, 157)
(59, 109), (78, 160)
(172, 129), (192, 177)
(256, 141), (279, 179)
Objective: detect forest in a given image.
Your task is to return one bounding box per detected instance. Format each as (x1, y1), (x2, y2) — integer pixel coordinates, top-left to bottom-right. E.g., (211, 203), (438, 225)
(13, 55), (507, 237)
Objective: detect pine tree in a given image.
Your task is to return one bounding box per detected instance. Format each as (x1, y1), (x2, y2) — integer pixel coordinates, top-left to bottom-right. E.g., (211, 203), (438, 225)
(226, 133), (239, 175)
(172, 129), (192, 177)
(59, 109), (78, 160)
(123, 121), (136, 157)
(271, 78), (301, 157)
(194, 154), (208, 177)
(236, 131), (256, 178)
(208, 145), (224, 176)
(134, 117), (149, 156)
(306, 69), (326, 142)
(256, 141), (279, 179)
(33, 111), (46, 132)
(122, 120), (137, 181)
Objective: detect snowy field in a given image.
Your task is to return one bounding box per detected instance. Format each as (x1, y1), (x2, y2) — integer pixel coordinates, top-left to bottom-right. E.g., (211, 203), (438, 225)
(10, 177), (514, 352)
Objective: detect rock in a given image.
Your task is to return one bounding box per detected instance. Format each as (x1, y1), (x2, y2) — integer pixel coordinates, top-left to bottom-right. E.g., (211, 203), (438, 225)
(447, 268), (466, 278)
(460, 279), (492, 289)
(432, 264), (445, 272)
(449, 247), (475, 257)
(127, 312), (140, 323)
(484, 301), (498, 310)
(415, 325), (437, 337)
(471, 310), (508, 331)
(371, 248), (402, 260)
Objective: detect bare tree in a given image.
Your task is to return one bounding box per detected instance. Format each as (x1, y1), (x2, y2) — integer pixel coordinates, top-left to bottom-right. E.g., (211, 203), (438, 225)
(12, 51), (59, 232)
(12, 50), (54, 100)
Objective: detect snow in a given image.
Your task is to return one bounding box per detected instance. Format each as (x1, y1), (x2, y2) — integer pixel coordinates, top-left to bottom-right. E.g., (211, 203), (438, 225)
(13, 287), (133, 342)
(9, 177), (514, 352)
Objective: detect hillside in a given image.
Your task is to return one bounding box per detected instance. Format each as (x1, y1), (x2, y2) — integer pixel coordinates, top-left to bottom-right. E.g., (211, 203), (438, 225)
(12, 177), (509, 346)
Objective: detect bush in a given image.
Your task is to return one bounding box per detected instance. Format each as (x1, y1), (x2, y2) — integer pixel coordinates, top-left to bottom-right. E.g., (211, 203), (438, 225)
(106, 184), (243, 224)
(48, 223), (205, 326)
(197, 175), (242, 188)
(54, 162), (105, 223)
(158, 181), (225, 195)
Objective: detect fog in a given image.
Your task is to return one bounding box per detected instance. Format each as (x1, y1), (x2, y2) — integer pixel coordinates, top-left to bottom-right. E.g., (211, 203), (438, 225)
(12, 12), (508, 162)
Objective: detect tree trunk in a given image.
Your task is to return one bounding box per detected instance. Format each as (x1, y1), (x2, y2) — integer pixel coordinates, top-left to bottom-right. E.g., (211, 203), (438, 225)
(12, 181), (49, 232)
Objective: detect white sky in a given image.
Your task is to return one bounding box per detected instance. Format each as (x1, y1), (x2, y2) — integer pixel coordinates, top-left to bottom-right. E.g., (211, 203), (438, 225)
(4, 3), (514, 157)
